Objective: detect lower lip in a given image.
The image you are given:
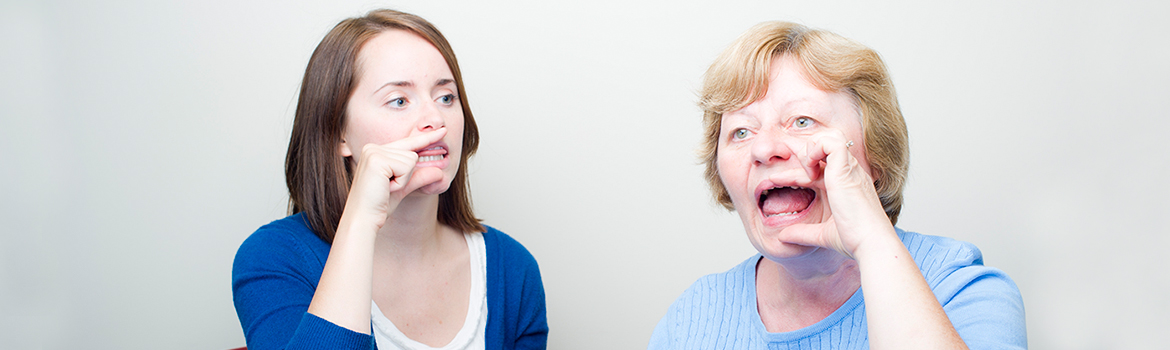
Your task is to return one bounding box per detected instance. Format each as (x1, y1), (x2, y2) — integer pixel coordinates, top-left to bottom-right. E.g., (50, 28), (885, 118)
(759, 197), (814, 227)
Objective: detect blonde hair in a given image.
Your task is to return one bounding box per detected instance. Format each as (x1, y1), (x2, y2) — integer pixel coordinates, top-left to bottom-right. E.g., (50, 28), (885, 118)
(699, 21), (910, 224)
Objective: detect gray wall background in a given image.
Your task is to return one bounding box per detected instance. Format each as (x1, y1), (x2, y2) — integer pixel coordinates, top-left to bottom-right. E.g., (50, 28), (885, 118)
(2, 0), (1167, 349)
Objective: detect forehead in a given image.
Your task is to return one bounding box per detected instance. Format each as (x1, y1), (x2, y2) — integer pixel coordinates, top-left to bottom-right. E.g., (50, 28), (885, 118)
(723, 55), (857, 124)
(354, 29), (453, 84)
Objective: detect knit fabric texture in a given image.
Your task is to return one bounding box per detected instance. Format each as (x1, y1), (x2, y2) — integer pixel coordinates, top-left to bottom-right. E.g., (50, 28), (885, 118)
(648, 228), (1026, 350)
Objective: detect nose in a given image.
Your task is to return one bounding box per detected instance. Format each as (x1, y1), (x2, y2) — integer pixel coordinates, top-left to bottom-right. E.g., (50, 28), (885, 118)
(417, 101), (446, 131)
(750, 128), (800, 166)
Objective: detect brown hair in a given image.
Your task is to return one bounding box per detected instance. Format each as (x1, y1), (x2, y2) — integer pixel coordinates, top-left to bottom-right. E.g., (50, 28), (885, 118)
(285, 9), (484, 243)
(699, 21), (910, 224)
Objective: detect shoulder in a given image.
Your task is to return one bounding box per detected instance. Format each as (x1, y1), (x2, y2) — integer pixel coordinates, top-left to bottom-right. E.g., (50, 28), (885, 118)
(897, 229), (984, 279)
(896, 228), (1021, 301)
(233, 213), (330, 278)
(896, 229), (1028, 348)
(688, 255), (757, 297)
(481, 224), (539, 268)
(651, 256), (759, 348)
(667, 255), (758, 319)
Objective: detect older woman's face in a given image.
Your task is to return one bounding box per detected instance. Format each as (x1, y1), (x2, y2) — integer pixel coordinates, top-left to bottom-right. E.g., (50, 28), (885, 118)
(717, 55), (872, 261)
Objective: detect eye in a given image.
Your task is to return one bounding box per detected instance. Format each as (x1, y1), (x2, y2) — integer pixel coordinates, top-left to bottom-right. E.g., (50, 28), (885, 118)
(387, 97), (407, 108)
(438, 94), (457, 106)
(732, 128), (753, 140)
(793, 117), (814, 128)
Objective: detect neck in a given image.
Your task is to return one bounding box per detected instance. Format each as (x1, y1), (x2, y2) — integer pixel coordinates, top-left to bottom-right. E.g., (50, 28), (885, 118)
(374, 193), (451, 263)
(755, 248), (861, 332)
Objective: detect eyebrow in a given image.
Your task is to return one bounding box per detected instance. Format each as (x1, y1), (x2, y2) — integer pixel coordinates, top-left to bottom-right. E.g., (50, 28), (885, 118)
(373, 79), (456, 95)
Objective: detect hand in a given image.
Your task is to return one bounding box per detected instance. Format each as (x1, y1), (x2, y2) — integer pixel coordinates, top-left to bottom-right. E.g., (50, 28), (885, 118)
(341, 127), (449, 230)
(776, 130), (894, 259)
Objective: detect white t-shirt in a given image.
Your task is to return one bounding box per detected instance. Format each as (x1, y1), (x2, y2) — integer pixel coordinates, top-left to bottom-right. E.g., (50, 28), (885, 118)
(371, 232), (488, 350)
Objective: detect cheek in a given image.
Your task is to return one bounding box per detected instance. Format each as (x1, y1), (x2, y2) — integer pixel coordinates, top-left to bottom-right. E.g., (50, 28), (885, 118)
(716, 151), (752, 205)
(347, 118), (412, 148)
(446, 114), (466, 162)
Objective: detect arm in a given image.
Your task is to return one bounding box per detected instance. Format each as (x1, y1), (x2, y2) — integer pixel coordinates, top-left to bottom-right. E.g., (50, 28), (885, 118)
(307, 128), (448, 332)
(646, 312), (674, 350)
(486, 230), (548, 349)
(933, 253), (1028, 349)
(231, 224), (372, 350)
(777, 132), (968, 350)
(513, 254), (547, 349)
(233, 129), (448, 349)
(853, 231), (969, 350)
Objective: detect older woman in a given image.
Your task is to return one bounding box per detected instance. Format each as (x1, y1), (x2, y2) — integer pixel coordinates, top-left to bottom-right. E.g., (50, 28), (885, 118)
(232, 9), (546, 350)
(648, 22), (1026, 349)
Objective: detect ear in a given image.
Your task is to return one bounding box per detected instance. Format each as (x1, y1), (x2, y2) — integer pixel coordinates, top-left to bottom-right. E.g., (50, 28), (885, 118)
(338, 138), (353, 158)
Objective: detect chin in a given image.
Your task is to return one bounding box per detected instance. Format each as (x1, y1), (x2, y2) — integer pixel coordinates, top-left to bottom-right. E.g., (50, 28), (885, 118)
(416, 178), (453, 196)
(761, 244), (824, 263)
(747, 230), (820, 261)
(738, 197), (827, 261)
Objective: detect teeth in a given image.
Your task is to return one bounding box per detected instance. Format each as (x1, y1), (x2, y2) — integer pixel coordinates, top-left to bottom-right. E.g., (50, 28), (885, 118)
(418, 155), (443, 163)
(766, 211), (799, 217)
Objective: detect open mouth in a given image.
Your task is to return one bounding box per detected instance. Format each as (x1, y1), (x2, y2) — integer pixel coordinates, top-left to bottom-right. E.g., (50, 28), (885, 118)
(416, 143), (448, 163)
(758, 186), (816, 218)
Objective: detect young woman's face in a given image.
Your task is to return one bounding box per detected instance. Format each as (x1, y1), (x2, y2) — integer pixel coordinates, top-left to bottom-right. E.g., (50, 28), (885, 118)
(340, 29), (464, 196)
(717, 55), (871, 261)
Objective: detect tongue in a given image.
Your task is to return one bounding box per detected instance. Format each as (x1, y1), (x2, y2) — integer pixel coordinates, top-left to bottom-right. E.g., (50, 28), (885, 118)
(761, 188), (815, 216)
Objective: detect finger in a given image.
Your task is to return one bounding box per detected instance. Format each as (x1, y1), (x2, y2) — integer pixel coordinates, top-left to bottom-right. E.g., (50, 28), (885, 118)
(385, 127), (449, 152)
(807, 133), (858, 179)
(796, 140), (824, 182)
(805, 132), (849, 166)
(377, 151), (419, 193)
(386, 167), (416, 193)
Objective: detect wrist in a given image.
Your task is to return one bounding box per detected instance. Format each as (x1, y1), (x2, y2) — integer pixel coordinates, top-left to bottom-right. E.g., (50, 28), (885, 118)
(335, 209), (381, 242)
(850, 225), (903, 264)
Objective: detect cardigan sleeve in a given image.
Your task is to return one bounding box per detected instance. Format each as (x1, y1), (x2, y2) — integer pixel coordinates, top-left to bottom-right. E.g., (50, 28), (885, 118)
(513, 249), (547, 350)
(232, 218), (373, 350)
(484, 227), (548, 349)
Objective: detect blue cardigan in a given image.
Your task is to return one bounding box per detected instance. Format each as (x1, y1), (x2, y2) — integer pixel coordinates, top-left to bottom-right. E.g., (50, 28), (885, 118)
(232, 214), (548, 350)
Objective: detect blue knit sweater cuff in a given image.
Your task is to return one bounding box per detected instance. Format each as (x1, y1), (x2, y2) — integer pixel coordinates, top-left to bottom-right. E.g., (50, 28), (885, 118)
(288, 312), (372, 350)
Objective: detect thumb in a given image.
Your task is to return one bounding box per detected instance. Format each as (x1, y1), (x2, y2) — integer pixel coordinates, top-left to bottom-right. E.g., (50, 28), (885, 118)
(401, 166), (444, 194)
(776, 221), (850, 258)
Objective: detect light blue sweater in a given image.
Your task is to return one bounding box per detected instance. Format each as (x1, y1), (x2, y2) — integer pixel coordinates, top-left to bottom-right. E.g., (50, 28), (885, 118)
(648, 229), (1026, 350)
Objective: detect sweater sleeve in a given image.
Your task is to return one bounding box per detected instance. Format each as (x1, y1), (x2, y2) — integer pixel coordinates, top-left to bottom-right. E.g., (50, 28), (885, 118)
(647, 287), (686, 350)
(935, 263), (1027, 350)
(904, 231), (1028, 350)
(231, 219), (373, 350)
(484, 228), (548, 349)
(513, 247), (548, 350)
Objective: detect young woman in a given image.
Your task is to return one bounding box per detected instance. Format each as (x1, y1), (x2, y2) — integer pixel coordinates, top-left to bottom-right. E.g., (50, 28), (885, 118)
(233, 9), (547, 350)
